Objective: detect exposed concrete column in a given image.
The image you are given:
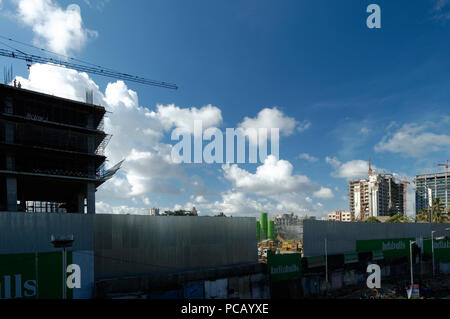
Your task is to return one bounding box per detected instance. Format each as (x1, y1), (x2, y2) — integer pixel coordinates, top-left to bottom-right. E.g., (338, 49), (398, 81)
(6, 153), (15, 171)
(77, 193), (85, 214)
(88, 161), (96, 178)
(87, 136), (95, 154)
(86, 183), (95, 215)
(5, 122), (14, 144)
(6, 177), (17, 212)
(87, 113), (95, 129)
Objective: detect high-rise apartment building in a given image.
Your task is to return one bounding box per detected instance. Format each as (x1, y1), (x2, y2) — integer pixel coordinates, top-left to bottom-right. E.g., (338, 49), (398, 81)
(415, 172), (449, 214)
(349, 161), (404, 220)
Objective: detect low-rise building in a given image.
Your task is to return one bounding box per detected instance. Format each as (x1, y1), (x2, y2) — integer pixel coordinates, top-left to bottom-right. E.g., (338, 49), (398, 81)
(326, 210), (353, 222)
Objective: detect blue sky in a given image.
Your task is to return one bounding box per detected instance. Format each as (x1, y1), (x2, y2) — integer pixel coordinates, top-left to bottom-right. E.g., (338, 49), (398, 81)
(1, 0), (449, 217)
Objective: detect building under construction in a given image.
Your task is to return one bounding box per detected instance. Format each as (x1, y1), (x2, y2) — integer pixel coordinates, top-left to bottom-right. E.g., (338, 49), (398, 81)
(349, 162), (405, 220)
(0, 83), (111, 214)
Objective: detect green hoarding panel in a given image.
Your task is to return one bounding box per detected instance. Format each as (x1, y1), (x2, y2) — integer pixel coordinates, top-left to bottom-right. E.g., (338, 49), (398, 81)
(372, 250), (384, 260)
(306, 255), (325, 268)
(423, 238), (450, 262)
(267, 253), (301, 282)
(344, 253), (358, 264)
(356, 238), (415, 259)
(0, 251), (74, 300)
(0, 253), (36, 299)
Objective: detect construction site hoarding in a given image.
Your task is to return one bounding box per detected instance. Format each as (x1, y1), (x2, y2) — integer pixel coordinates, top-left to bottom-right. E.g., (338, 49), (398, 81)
(302, 220), (450, 257)
(267, 252), (301, 282)
(0, 251), (94, 299)
(423, 238), (450, 262)
(356, 238), (414, 259)
(344, 252), (358, 264)
(0, 212), (258, 283)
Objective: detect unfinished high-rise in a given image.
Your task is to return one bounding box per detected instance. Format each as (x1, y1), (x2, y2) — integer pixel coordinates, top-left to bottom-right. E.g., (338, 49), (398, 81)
(0, 83), (112, 214)
(349, 161), (405, 220)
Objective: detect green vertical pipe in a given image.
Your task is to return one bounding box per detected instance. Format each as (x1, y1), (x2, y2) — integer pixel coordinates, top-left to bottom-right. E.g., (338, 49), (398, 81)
(256, 221), (261, 242)
(268, 220), (275, 240)
(260, 212), (268, 240)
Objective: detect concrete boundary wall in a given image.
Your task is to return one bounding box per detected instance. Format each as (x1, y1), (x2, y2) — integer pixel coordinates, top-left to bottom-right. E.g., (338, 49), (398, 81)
(302, 220), (450, 257)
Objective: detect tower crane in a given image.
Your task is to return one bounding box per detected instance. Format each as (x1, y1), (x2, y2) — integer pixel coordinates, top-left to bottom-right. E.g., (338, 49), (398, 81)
(0, 37), (177, 90)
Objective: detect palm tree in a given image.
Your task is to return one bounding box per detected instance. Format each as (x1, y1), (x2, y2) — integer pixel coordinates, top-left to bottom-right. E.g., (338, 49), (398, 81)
(432, 198), (449, 223)
(416, 208), (430, 223)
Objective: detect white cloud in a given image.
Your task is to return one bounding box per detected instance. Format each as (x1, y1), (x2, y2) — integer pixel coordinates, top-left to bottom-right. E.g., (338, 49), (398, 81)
(96, 201), (148, 215)
(14, 0), (97, 55)
(203, 191), (325, 217)
(326, 157), (373, 180)
(194, 195), (206, 203)
(313, 187), (334, 199)
(374, 123), (450, 157)
(148, 104), (222, 134)
(223, 155), (319, 195)
(238, 107), (309, 146)
(15, 63), (102, 103)
(298, 153), (318, 162)
(239, 108), (298, 136)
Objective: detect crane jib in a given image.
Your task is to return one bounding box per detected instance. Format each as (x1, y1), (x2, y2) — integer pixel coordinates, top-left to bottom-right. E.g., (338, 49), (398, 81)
(0, 48), (177, 90)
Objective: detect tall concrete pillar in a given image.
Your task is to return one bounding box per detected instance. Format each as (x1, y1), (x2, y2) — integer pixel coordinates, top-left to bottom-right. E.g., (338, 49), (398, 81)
(88, 161), (96, 178)
(6, 153), (15, 171)
(77, 193), (85, 214)
(87, 136), (95, 154)
(6, 177), (17, 212)
(86, 183), (95, 215)
(5, 122), (14, 145)
(87, 113), (95, 129)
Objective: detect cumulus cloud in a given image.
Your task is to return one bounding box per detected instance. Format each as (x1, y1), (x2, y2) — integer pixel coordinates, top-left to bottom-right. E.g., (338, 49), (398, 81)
(15, 63), (103, 103)
(298, 153), (318, 163)
(223, 155), (319, 195)
(238, 107), (309, 146)
(96, 201), (148, 215)
(239, 107), (308, 135)
(313, 187), (334, 199)
(147, 104), (222, 134)
(326, 157), (374, 180)
(374, 123), (450, 157)
(200, 191), (319, 217)
(14, 0), (97, 55)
